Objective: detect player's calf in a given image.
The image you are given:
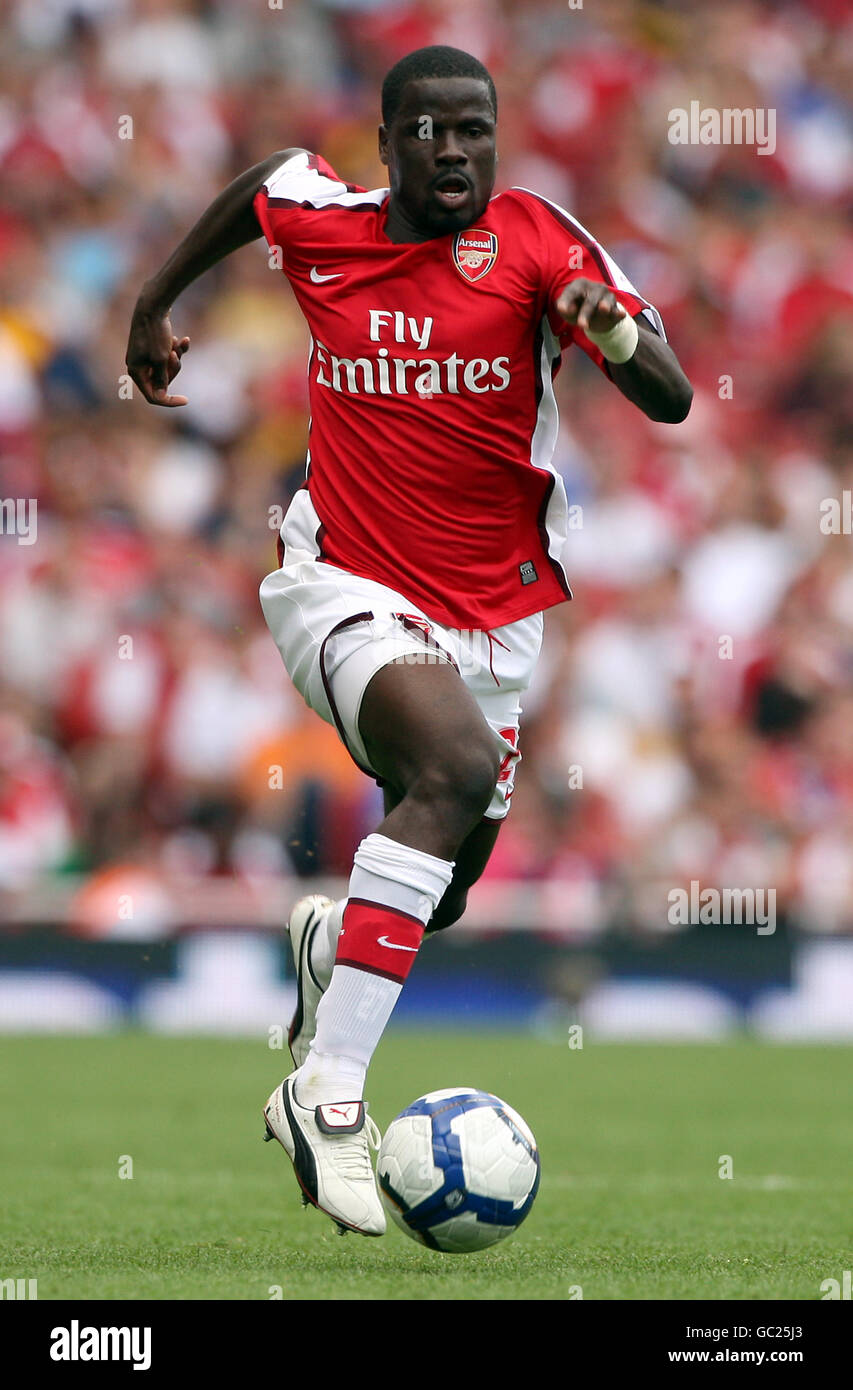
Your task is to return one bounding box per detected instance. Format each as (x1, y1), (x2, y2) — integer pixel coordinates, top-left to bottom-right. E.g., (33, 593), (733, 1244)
(427, 889), (468, 933)
(296, 832), (454, 1110)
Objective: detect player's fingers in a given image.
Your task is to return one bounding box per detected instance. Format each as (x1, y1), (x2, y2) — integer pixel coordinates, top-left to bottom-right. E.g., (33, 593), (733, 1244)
(150, 358), (169, 391)
(130, 365), (162, 405)
(556, 287), (583, 323)
(150, 385), (189, 408)
(128, 363), (188, 407)
(169, 340), (190, 381)
(127, 369), (150, 403)
(575, 291), (598, 330)
(580, 290), (626, 331)
(602, 293), (626, 320)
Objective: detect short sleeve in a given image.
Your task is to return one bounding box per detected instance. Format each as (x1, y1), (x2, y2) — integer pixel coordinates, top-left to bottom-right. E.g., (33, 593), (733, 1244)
(521, 189), (666, 375)
(252, 151), (366, 258)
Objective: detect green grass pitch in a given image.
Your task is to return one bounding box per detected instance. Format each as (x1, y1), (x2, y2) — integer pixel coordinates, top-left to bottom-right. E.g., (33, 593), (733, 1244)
(0, 1033), (850, 1300)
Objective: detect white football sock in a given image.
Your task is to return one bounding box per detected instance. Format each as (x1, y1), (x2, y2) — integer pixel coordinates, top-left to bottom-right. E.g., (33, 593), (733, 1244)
(295, 834), (454, 1108)
(296, 1043), (366, 1108)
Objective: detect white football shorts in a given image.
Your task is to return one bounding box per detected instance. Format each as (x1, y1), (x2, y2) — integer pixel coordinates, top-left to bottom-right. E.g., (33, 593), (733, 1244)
(259, 501), (544, 820)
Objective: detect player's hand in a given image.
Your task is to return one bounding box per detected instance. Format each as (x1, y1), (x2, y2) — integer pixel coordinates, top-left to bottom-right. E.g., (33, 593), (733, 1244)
(555, 279), (627, 335)
(126, 302), (191, 407)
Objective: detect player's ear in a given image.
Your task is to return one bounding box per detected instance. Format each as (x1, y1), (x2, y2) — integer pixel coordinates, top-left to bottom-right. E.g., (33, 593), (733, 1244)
(378, 125), (389, 167)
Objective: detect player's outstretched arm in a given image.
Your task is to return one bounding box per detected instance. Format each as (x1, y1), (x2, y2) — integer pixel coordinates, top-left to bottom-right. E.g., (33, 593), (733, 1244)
(126, 148), (306, 406)
(556, 279), (693, 424)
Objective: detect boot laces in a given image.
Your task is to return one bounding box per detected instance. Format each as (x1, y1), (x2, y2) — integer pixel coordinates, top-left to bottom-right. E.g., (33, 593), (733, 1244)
(328, 1113), (381, 1181)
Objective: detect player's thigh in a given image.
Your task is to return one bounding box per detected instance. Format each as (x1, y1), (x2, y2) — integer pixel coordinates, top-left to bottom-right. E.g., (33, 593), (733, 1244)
(359, 656), (502, 807)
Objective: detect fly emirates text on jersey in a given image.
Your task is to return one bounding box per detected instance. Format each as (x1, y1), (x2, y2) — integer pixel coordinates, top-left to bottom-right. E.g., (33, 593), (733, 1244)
(313, 309), (511, 398)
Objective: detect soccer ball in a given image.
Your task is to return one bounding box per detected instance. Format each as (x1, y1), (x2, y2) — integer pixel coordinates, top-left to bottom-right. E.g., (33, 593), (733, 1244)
(376, 1088), (540, 1253)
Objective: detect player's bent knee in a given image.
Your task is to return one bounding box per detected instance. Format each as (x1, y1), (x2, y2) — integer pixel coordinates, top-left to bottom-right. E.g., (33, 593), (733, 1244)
(453, 745), (501, 820)
(411, 744), (499, 822)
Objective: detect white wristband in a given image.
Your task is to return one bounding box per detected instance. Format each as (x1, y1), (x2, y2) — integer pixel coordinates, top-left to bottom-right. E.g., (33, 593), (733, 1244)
(584, 313), (639, 363)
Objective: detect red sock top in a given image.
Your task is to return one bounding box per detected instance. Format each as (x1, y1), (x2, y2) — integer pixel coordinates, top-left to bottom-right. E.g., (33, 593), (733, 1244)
(335, 899), (425, 984)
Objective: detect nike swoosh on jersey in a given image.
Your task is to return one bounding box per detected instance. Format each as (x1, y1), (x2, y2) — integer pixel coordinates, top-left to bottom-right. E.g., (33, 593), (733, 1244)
(377, 935), (418, 952)
(310, 266), (343, 283)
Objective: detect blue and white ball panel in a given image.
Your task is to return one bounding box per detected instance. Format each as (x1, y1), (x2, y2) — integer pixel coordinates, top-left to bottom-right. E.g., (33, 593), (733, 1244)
(378, 1115), (445, 1210)
(395, 1087), (496, 1118)
(377, 1088), (540, 1254)
(419, 1209), (516, 1254)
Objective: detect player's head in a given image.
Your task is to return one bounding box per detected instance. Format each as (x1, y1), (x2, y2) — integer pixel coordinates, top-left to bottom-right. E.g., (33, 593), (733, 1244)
(379, 46), (498, 239)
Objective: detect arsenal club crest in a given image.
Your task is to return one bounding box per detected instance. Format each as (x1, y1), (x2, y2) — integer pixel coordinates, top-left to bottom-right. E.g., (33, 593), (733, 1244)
(453, 229), (498, 283)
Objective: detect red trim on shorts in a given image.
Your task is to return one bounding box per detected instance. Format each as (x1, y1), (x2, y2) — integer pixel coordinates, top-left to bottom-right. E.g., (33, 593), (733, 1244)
(485, 630), (511, 687)
(393, 615), (460, 675)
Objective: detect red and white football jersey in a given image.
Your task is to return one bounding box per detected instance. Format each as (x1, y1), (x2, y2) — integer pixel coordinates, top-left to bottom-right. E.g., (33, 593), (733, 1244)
(254, 151), (664, 631)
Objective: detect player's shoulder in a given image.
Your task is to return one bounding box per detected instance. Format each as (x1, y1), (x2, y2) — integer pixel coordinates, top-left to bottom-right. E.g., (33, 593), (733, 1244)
(261, 149), (382, 208)
(495, 186), (592, 243)
(487, 185), (549, 226)
(487, 187), (595, 252)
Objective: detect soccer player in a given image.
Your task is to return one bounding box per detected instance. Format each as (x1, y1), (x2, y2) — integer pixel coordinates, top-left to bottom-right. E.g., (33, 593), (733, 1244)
(126, 46), (692, 1237)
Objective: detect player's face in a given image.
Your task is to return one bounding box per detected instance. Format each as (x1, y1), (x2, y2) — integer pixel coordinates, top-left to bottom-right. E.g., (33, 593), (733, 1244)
(379, 77), (497, 241)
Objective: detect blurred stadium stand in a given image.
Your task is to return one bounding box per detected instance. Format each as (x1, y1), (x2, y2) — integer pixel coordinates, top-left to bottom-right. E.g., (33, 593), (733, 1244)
(1, 0), (852, 1036)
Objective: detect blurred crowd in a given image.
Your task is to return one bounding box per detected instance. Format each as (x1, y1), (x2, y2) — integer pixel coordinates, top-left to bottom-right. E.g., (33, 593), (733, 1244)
(1, 0), (852, 937)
